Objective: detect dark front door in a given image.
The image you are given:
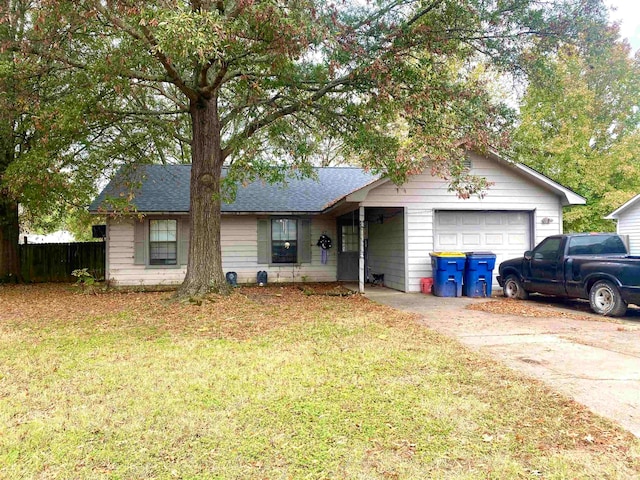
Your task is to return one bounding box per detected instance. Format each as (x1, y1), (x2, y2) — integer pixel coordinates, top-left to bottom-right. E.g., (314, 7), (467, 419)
(337, 218), (359, 281)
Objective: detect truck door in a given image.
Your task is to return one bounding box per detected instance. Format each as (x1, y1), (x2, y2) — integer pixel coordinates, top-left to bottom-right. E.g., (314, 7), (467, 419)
(527, 237), (565, 295)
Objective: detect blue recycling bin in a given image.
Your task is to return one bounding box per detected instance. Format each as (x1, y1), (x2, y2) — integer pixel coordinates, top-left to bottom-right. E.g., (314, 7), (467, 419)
(463, 252), (497, 297)
(430, 252), (466, 297)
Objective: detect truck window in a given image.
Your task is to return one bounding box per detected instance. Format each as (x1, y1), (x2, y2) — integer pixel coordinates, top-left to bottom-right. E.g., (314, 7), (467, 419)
(533, 237), (562, 260)
(567, 235), (627, 255)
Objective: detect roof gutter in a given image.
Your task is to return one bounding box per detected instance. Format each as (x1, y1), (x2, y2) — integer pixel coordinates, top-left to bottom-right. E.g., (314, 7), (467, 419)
(321, 176), (389, 213)
(91, 210), (325, 216)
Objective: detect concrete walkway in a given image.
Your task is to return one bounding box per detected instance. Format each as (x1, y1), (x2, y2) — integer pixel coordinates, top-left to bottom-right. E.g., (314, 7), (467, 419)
(363, 287), (640, 437)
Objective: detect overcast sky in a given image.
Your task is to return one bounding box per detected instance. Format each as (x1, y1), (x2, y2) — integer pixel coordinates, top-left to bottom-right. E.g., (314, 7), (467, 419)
(607, 0), (640, 53)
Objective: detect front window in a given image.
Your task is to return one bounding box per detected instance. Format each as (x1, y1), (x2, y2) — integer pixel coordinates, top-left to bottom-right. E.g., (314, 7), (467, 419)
(149, 219), (177, 265)
(272, 218), (297, 263)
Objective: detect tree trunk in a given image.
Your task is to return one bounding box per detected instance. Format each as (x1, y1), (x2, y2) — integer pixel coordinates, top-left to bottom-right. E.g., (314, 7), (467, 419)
(0, 17), (19, 282)
(0, 192), (19, 282)
(177, 95), (229, 297)
(0, 121), (19, 282)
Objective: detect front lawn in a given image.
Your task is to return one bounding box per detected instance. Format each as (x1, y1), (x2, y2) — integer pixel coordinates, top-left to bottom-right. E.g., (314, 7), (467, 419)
(1, 284), (639, 478)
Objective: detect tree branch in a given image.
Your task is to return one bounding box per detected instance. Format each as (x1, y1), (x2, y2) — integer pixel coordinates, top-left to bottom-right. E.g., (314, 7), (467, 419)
(92, 2), (198, 102)
(220, 93), (283, 128)
(118, 69), (174, 83)
(221, 76), (356, 159)
(99, 109), (187, 116)
(405, 0), (444, 28)
(201, 62), (228, 96)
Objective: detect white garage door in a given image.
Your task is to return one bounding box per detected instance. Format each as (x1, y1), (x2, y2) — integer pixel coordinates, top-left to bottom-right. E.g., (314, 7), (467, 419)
(434, 211), (532, 283)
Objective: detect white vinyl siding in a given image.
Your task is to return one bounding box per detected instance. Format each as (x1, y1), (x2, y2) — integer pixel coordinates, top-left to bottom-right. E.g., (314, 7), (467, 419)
(360, 152), (564, 292)
(251, 216), (336, 283)
(107, 217), (188, 286)
(106, 215), (337, 286)
(615, 207), (640, 255)
(367, 211), (405, 291)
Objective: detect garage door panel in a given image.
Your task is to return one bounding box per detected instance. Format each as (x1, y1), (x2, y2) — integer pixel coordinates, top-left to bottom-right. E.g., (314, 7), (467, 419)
(434, 211), (531, 284)
(485, 234), (504, 245)
(436, 233), (458, 246)
(508, 213), (529, 225)
(485, 215), (503, 225)
(462, 234), (481, 246)
(438, 215), (458, 226)
(462, 214), (481, 225)
(508, 233), (526, 245)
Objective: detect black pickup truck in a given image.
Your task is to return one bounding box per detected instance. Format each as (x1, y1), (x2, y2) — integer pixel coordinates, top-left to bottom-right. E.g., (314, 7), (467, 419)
(497, 233), (640, 316)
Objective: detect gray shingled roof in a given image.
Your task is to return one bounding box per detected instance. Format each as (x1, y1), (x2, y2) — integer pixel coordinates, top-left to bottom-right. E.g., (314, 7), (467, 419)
(89, 164), (378, 213)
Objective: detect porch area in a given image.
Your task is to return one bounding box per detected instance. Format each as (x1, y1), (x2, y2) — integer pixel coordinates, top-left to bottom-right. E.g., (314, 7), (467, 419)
(334, 206), (406, 293)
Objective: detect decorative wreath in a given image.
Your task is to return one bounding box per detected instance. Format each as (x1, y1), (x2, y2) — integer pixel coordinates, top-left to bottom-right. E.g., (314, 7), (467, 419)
(317, 234), (333, 250)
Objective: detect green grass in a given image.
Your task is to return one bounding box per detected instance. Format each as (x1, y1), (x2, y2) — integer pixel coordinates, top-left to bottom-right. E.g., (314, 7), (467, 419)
(1, 284), (639, 479)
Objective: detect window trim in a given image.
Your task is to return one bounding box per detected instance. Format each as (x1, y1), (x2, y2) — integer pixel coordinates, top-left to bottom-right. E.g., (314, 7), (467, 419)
(271, 217), (299, 264)
(257, 216), (312, 266)
(134, 215), (188, 269)
(149, 219), (178, 266)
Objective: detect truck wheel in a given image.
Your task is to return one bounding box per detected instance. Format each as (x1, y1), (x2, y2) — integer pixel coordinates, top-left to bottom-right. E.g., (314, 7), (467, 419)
(503, 275), (529, 300)
(589, 280), (627, 317)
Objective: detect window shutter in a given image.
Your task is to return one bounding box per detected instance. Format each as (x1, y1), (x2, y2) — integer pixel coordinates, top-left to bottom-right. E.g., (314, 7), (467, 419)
(299, 218), (311, 263)
(179, 217), (190, 266)
(257, 218), (269, 264)
(133, 218), (146, 265)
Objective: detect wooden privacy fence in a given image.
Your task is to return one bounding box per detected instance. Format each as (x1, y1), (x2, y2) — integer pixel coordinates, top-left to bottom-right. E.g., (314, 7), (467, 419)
(19, 242), (105, 283)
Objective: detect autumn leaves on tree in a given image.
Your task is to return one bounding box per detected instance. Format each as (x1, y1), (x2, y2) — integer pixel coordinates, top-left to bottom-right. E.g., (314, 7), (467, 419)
(513, 35), (640, 232)
(0, 0), (625, 293)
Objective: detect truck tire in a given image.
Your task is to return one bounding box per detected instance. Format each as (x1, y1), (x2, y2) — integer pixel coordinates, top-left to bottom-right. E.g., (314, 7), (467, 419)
(589, 280), (627, 317)
(503, 274), (529, 300)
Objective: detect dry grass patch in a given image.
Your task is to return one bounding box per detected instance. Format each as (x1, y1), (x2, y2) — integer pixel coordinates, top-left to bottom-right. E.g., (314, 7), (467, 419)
(1, 283), (639, 479)
(467, 297), (603, 322)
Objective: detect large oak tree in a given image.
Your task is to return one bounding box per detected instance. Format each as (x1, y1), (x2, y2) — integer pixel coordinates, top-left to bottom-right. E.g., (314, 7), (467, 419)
(16, 0), (609, 295)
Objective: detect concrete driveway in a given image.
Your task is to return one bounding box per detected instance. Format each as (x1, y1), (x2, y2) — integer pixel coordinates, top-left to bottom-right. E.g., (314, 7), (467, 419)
(364, 287), (640, 437)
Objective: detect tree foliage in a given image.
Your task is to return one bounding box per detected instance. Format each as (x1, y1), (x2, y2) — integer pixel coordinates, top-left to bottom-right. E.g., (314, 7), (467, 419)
(512, 30), (640, 232)
(6, 0), (612, 293)
(1, 0), (191, 235)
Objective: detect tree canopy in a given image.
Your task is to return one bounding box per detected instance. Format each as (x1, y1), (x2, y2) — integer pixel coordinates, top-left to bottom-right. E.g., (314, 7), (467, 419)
(512, 31), (640, 232)
(2, 0), (613, 292)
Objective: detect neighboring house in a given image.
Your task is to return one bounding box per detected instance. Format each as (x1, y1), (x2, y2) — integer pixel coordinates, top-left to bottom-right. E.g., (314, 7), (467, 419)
(89, 151), (585, 292)
(605, 195), (640, 254)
